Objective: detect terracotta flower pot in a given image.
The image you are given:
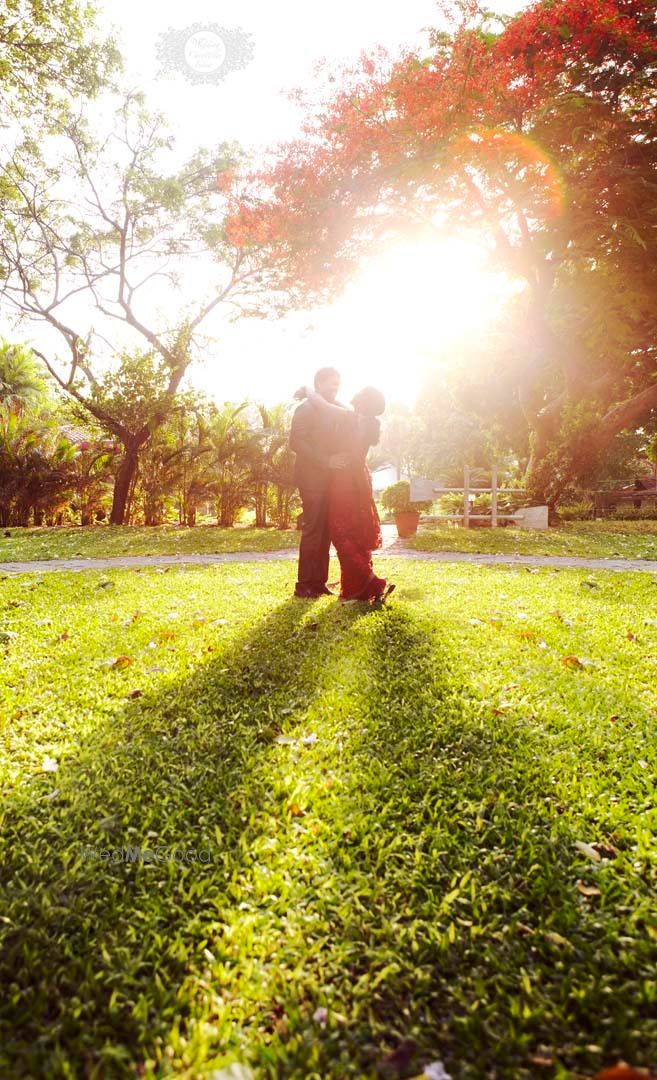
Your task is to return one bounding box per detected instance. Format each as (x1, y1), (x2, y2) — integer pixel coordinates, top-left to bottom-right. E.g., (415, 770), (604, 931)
(394, 510), (420, 537)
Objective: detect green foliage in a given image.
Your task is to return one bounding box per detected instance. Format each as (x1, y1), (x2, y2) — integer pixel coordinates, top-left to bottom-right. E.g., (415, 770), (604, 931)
(88, 349), (180, 434)
(0, 0), (121, 122)
(556, 501), (595, 522)
(0, 406), (78, 526)
(380, 480), (432, 514)
(526, 401), (653, 508)
(608, 505), (657, 522)
(0, 341), (48, 412)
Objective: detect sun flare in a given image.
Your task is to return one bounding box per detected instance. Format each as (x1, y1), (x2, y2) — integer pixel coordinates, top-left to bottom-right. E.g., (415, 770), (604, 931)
(192, 234), (524, 409)
(309, 234), (524, 405)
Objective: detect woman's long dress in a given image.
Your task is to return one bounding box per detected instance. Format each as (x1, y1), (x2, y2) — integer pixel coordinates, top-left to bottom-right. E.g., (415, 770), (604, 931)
(328, 413), (386, 601)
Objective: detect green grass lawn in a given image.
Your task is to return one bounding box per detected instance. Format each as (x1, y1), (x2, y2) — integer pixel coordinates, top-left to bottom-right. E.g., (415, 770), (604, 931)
(0, 524), (299, 562)
(411, 519), (657, 560)
(1, 559), (656, 1079)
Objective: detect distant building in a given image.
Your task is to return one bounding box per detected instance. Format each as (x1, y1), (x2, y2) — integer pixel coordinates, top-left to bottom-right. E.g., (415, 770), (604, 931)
(58, 424), (120, 453)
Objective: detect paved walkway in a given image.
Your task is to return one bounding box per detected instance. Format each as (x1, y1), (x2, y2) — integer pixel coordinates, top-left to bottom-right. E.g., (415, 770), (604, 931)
(1, 538), (657, 576)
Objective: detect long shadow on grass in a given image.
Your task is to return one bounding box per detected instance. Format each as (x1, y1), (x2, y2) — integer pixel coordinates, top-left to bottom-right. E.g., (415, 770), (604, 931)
(264, 604), (657, 1080)
(0, 592), (369, 1079)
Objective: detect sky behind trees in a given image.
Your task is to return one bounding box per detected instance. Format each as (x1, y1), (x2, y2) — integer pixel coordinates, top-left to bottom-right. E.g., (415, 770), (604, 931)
(88, 0), (526, 407)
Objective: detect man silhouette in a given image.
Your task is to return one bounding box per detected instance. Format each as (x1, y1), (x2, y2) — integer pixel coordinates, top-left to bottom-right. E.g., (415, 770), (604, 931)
(289, 366), (348, 598)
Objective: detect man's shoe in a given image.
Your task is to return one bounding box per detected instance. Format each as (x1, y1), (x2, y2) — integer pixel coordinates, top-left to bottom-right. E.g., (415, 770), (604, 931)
(315, 585), (336, 596)
(294, 587), (321, 598)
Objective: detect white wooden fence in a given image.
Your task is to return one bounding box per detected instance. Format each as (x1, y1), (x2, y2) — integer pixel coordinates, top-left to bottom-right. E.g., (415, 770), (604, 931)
(410, 465), (549, 529)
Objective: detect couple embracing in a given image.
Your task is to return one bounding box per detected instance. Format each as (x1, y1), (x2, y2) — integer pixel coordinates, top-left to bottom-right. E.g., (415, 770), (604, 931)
(289, 366), (395, 604)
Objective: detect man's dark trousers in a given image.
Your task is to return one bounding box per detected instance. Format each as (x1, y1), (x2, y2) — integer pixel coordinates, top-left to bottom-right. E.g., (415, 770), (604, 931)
(296, 482), (331, 594)
(289, 395), (343, 596)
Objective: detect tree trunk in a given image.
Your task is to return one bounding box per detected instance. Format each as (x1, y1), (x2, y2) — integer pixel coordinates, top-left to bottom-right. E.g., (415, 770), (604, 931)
(110, 447), (139, 525)
(254, 482), (268, 527)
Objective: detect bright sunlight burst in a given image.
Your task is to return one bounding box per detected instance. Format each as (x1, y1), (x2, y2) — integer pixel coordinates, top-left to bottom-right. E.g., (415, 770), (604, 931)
(303, 234), (525, 405)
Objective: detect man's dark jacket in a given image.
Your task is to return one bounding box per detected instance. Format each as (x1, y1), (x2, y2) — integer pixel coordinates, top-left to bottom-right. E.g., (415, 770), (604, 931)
(289, 399), (343, 492)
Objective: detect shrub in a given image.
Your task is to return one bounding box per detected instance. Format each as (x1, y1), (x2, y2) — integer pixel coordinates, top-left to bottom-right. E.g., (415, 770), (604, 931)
(608, 504), (657, 521)
(558, 501), (594, 521)
(380, 480), (432, 514)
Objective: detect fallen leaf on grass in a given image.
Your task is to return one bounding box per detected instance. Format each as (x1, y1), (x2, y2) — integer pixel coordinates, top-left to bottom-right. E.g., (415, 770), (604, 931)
(576, 882), (601, 898)
(123, 611), (144, 627)
(561, 652), (583, 669)
(545, 931), (571, 948)
(529, 1054), (555, 1068)
(275, 733), (318, 748)
(287, 803), (306, 817)
(592, 842), (618, 859)
(575, 841), (602, 862)
(111, 655), (133, 670)
(41, 755), (58, 773)
(208, 1065), (255, 1080)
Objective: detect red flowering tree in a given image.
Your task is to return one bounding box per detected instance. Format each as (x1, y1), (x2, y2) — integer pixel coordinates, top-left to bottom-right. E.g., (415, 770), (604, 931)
(223, 0), (657, 507)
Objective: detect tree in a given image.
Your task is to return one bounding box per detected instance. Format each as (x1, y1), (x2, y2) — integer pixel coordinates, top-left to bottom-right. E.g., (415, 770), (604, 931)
(0, 93), (277, 522)
(224, 0), (657, 509)
(0, 0), (121, 122)
(374, 404), (424, 481)
(209, 403), (255, 527)
(0, 407), (77, 526)
(0, 340), (47, 412)
(247, 403), (293, 527)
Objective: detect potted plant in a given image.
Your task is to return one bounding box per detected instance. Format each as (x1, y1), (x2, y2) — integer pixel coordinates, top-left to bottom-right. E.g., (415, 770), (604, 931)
(381, 480), (432, 538)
